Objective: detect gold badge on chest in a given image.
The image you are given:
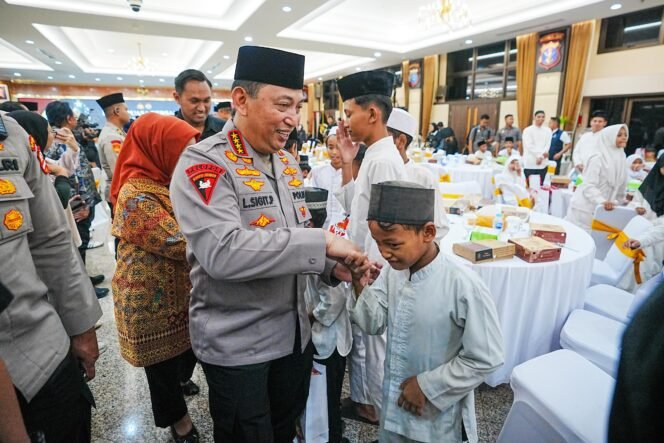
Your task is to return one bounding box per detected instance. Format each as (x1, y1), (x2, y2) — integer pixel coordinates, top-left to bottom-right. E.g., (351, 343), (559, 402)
(0, 179), (16, 195)
(3, 209), (23, 230)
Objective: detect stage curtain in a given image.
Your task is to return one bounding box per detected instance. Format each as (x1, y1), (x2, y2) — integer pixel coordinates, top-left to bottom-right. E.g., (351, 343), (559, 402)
(516, 33), (538, 130)
(421, 55), (438, 139)
(561, 20), (595, 131)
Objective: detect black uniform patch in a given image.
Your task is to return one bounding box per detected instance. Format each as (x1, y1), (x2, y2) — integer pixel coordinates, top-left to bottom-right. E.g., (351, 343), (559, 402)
(0, 158), (19, 172)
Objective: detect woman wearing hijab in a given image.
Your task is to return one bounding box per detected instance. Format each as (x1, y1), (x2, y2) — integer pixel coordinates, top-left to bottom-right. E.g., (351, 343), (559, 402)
(626, 153), (648, 181)
(566, 124), (629, 232)
(625, 155), (664, 281)
(110, 113), (200, 442)
(495, 155), (534, 208)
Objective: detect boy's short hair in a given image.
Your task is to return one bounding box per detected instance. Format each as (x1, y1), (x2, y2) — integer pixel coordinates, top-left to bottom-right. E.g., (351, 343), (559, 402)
(591, 110), (607, 121)
(480, 114), (490, 120)
(504, 136), (514, 143)
(477, 139), (488, 148)
(387, 128), (413, 149)
(354, 94), (393, 124)
(534, 110), (545, 116)
(504, 114), (513, 119)
(373, 220), (425, 233)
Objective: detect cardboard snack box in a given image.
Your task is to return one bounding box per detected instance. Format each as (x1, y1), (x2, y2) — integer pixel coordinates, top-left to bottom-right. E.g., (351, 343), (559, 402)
(508, 236), (562, 263)
(530, 223), (567, 244)
(474, 240), (516, 261)
(453, 242), (494, 263)
(551, 175), (572, 188)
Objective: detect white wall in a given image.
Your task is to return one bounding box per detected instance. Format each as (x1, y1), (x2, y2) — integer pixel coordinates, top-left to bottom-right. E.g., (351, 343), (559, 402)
(498, 100), (518, 127)
(431, 104), (449, 126)
(533, 72), (561, 119)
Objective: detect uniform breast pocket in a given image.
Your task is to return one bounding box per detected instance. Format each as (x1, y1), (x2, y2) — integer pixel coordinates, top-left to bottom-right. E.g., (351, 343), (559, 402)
(0, 176), (34, 244)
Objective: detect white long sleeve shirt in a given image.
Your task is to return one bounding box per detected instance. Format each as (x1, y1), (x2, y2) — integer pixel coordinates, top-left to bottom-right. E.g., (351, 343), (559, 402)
(522, 124), (552, 169)
(349, 252), (504, 443)
(572, 131), (600, 169)
(334, 136), (407, 260)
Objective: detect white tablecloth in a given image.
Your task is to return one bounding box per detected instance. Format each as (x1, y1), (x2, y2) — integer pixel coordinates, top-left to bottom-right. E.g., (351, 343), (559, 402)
(550, 188), (574, 218)
(445, 163), (501, 199)
(440, 212), (595, 385)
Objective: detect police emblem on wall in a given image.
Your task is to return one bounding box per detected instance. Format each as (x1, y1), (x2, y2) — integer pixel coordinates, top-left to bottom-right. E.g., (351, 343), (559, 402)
(408, 62), (421, 88)
(537, 32), (565, 73)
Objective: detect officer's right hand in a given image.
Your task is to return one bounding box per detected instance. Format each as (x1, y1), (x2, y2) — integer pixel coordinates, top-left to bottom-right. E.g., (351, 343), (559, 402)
(324, 230), (360, 259)
(70, 327), (99, 381)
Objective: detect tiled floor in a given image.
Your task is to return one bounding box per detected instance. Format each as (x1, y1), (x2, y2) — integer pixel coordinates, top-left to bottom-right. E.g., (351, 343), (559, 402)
(86, 242), (512, 442)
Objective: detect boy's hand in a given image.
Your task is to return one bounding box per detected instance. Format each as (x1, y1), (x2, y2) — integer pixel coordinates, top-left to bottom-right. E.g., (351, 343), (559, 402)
(344, 250), (370, 279)
(635, 207), (646, 216)
(398, 376), (426, 416)
(336, 120), (359, 165)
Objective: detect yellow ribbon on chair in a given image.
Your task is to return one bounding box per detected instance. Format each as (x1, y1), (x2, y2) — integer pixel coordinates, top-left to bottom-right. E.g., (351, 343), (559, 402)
(439, 173), (451, 183)
(518, 197), (533, 209)
(591, 219), (646, 284)
(442, 193), (464, 199)
(494, 187), (503, 196)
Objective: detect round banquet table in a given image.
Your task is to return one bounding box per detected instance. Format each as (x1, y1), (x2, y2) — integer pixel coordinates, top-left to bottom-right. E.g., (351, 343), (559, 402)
(550, 188), (575, 218)
(444, 163), (501, 199)
(440, 212), (595, 386)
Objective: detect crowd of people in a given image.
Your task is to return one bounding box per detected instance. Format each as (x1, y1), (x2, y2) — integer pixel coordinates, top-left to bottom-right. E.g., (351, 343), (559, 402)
(0, 43), (663, 443)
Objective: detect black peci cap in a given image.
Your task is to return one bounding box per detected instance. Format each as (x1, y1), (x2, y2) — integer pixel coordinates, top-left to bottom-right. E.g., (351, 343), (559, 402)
(337, 70), (394, 101)
(368, 181), (434, 225)
(214, 101), (232, 112)
(96, 93), (124, 109)
(234, 46), (305, 90)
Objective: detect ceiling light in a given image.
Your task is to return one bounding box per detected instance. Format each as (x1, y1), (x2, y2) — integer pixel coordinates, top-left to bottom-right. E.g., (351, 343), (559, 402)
(207, 70), (212, 74)
(282, 6), (292, 12)
(355, 67), (362, 71)
(95, 78), (101, 81)
(159, 78), (165, 82)
(223, 55), (230, 60)
(162, 52), (168, 56)
(68, 74), (75, 79)
(244, 36), (253, 42)
(214, 82), (218, 86)
(465, 39), (473, 44)
(14, 72), (21, 77)
(419, 0), (471, 31)
(318, 77), (323, 81)
(610, 3), (622, 10)
(107, 49), (115, 53)
(374, 52), (382, 57)
(54, 60), (62, 65)
(117, 76), (123, 80)
(47, 75), (53, 79)
(25, 40), (35, 45)
(624, 21), (662, 33)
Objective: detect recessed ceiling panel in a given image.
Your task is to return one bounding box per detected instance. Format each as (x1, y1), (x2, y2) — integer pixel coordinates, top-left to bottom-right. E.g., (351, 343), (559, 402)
(0, 38), (53, 71)
(6, 0), (265, 30)
(33, 24), (222, 77)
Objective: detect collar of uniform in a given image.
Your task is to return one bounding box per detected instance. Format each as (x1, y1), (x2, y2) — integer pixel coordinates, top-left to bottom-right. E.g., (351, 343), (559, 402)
(105, 121), (125, 137)
(363, 136), (396, 162)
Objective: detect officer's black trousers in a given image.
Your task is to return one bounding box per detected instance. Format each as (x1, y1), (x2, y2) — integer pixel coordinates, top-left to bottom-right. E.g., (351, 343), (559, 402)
(314, 348), (346, 443)
(202, 330), (313, 443)
(16, 353), (93, 443)
(143, 348), (197, 428)
(76, 205), (95, 264)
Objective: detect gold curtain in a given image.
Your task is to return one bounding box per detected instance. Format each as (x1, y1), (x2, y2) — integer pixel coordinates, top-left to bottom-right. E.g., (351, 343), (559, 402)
(561, 20), (595, 131)
(401, 60), (409, 109)
(307, 83), (315, 135)
(421, 55), (438, 139)
(516, 33), (538, 131)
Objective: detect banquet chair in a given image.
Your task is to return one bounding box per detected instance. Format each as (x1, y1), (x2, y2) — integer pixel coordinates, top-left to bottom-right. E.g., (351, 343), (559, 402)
(591, 205), (637, 260)
(590, 215), (653, 286)
(439, 181), (482, 199)
(559, 309), (625, 378)
(584, 268), (664, 323)
(497, 350), (614, 443)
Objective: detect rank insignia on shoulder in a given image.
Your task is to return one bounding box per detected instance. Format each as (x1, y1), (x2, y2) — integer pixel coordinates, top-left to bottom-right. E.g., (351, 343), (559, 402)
(111, 140), (122, 154)
(288, 177), (302, 188)
(0, 179), (16, 195)
(241, 157), (253, 165)
(3, 209), (23, 230)
(243, 179), (265, 192)
(277, 150), (286, 157)
(280, 157), (289, 165)
(185, 163), (226, 205)
(283, 166), (298, 176)
(228, 130), (249, 157)
(235, 166), (260, 177)
(225, 150), (238, 163)
(36, 149), (49, 174)
(250, 213), (275, 228)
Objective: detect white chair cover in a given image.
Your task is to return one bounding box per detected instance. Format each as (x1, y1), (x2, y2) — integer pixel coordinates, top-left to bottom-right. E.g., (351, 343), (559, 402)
(559, 309), (625, 378)
(591, 215), (653, 286)
(498, 349), (614, 443)
(591, 205), (637, 260)
(583, 284), (634, 324)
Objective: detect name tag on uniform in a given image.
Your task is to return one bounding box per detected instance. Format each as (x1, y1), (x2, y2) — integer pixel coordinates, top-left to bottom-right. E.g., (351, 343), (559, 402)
(0, 158), (20, 173)
(241, 194), (276, 210)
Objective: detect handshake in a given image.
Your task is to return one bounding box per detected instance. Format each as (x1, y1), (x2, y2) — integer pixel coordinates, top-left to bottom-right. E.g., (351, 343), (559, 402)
(324, 231), (381, 290)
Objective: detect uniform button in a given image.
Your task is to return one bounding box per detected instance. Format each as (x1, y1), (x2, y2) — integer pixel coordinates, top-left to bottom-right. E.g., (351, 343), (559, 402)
(309, 258), (316, 264)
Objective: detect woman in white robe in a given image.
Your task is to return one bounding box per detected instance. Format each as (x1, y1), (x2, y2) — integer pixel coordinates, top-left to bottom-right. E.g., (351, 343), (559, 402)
(495, 156), (533, 207)
(566, 124), (629, 232)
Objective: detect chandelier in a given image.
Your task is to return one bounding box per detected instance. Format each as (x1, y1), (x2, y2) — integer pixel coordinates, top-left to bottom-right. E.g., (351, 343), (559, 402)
(418, 0), (471, 31)
(126, 42), (156, 74)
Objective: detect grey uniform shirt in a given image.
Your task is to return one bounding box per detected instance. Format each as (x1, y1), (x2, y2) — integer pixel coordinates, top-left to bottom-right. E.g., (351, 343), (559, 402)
(0, 113), (102, 401)
(495, 126), (522, 150)
(97, 122), (126, 201)
(170, 120), (338, 367)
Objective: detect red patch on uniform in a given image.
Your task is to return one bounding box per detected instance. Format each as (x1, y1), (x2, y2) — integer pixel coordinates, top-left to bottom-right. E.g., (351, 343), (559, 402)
(111, 140), (122, 154)
(185, 163), (226, 205)
(228, 130), (249, 157)
(299, 206), (307, 217)
(36, 149), (49, 174)
(28, 135), (38, 152)
(277, 150), (286, 157)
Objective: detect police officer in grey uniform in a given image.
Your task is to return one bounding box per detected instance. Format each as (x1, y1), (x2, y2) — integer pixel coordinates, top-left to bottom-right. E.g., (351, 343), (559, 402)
(0, 111), (102, 441)
(96, 92), (130, 207)
(170, 46), (362, 442)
